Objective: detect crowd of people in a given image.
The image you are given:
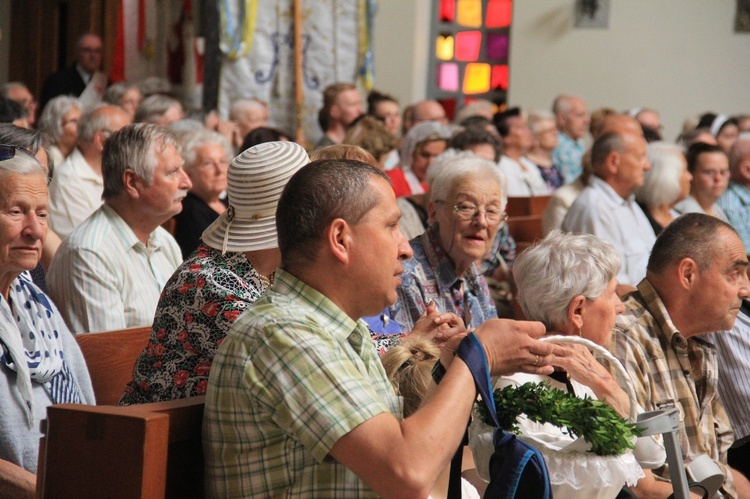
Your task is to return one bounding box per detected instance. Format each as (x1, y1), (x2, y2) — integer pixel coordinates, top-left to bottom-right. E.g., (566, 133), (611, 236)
(3, 30), (750, 498)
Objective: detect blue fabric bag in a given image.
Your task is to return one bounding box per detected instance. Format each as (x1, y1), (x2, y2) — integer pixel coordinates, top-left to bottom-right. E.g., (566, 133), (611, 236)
(456, 333), (552, 499)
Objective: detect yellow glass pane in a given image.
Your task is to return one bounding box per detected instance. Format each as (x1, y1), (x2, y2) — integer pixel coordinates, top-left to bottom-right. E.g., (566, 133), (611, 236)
(457, 0), (482, 27)
(463, 63), (491, 94)
(435, 35), (454, 61)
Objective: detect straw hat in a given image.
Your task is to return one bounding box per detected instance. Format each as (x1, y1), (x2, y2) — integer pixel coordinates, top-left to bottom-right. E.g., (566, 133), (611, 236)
(201, 141), (309, 253)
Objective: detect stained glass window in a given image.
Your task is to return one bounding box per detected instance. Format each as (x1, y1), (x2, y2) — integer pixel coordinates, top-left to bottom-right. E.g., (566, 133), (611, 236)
(430, 0), (512, 118)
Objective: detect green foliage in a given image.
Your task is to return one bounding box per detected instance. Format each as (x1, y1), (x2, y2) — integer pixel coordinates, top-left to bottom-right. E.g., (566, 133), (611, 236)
(476, 381), (642, 456)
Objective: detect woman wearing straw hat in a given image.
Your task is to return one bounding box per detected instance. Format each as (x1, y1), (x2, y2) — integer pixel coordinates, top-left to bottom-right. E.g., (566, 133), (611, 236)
(120, 141), (309, 405)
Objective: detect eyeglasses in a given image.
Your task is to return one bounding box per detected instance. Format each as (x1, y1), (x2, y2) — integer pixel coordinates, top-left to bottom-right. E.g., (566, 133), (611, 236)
(0, 144), (33, 162)
(437, 200), (508, 225)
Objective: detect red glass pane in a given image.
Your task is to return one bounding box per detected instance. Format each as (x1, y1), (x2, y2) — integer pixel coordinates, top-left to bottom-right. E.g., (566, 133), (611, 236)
(486, 33), (509, 60)
(491, 64), (509, 90)
(438, 98), (457, 122)
(455, 31), (482, 61)
(486, 0), (513, 28)
(440, 0), (456, 22)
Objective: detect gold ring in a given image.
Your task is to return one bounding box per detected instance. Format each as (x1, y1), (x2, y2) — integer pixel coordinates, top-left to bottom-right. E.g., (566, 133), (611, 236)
(532, 354), (540, 366)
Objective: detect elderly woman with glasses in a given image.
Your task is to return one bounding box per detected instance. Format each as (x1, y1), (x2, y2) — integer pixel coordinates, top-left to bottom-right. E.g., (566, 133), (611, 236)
(0, 145), (95, 496)
(391, 154), (506, 331)
(469, 231), (665, 498)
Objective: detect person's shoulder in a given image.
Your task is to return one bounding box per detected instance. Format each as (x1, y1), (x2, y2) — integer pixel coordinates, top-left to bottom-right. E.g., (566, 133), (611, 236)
(59, 207), (113, 251)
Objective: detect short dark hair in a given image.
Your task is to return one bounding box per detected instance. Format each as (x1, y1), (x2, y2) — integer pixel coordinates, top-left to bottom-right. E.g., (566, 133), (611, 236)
(240, 127), (291, 151)
(367, 89), (398, 116)
(590, 132), (625, 171)
(492, 107), (521, 137)
(448, 126), (501, 161)
(648, 213), (737, 274)
(0, 96), (27, 123)
(686, 142), (725, 174)
(277, 159), (389, 269)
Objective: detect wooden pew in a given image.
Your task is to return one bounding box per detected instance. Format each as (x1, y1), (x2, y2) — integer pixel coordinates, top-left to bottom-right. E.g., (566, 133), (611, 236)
(505, 195), (551, 217)
(37, 396), (205, 499)
(75, 326), (151, 405)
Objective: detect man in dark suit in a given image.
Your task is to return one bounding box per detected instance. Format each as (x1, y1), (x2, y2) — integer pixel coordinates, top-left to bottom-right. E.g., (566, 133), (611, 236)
(40, 33), (105, 111)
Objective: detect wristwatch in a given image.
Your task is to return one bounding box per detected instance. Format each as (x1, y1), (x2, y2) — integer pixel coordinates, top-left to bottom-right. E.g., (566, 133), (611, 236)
(431, 360), (447, 385)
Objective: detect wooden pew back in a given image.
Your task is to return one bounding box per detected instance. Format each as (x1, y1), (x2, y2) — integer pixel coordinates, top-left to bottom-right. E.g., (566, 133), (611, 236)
(75, 326), (151, 405)
(37, 396), (205, 498)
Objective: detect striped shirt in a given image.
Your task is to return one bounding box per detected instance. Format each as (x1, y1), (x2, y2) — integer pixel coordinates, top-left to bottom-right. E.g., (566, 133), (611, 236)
(718, 180), (750, 255)
(47, 204), (182, 334)
(610, 279), (736, 496)
(203, 269), (402, 498)
(713, 301), (750, 443)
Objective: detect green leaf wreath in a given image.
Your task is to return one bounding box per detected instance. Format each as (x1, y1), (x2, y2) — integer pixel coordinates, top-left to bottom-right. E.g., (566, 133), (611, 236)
(476, 381), (642, 456)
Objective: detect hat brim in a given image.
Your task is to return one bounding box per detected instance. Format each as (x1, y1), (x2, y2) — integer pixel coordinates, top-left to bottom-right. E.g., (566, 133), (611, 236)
(201, 211), (278, 253)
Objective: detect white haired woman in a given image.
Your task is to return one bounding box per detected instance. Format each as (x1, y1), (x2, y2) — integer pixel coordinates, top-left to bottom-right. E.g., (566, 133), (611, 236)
(0, 145), (94, 496)
(36, 96), (81, 166)
(173, 128), (233, 258)
(391, 154), (506, 331)
(635, 141), (692, 235)
(469, 231), (665, 498)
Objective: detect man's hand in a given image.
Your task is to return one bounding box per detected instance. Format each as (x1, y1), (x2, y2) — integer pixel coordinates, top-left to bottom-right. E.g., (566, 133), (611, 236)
(474, 319), (567, 376)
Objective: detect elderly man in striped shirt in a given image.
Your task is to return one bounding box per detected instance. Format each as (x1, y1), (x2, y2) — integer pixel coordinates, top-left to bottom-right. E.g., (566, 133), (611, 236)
(48, 123), (190, 333)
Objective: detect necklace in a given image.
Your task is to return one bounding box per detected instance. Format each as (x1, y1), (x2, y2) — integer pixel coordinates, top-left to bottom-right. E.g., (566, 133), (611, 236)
(258, 271), (275, 289)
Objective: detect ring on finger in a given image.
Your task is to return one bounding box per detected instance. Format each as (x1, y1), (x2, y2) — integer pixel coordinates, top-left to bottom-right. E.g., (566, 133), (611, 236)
(532, 354), (540, 366)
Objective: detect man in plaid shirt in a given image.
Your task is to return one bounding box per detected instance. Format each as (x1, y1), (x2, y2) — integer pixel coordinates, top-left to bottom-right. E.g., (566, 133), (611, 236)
(610, 213), (750, 497)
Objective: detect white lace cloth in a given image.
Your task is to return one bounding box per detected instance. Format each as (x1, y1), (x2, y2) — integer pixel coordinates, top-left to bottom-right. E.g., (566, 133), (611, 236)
(468, 372), (649, 499)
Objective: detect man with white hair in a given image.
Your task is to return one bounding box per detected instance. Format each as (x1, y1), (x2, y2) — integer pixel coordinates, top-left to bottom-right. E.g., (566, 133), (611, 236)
(48, 124), (191, 333)
(48, 105), (131, 238)
(229, 98), (269, 141)
(551, 94), (590, 183)
(718, 132), (750, 255)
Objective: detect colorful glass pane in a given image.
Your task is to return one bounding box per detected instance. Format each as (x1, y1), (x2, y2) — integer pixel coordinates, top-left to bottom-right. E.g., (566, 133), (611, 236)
(435, 35), (454, 60)
(440, 0), (456, 22)
(486, 0), (512, 28)
(438, 98), (457, 121)
(463, 63), (491, 94)
(457, 0), (482, 27)
(455, 31), (482, 61)
(491, 64), (509, 90)
(486, 33), (508, 60)
(438, 63), (459, 92)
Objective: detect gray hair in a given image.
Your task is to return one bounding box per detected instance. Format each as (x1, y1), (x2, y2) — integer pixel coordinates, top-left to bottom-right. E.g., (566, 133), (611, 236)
(103, 82), (139, 106)
(37, 96), (81, 141)
(0, 124), (54, 178)
(178, 128), (232, 170)
(134, 94), (183, 123)
(77, 104), (117, 144)
(514, 231), (621, 330)
(728, 132), (750, 176)
(1, 82), (28, 98)
(428, 152), (507, 211)
(399, 121), (451, 170)
(636, 142), (686, 207)
(102, 123), (179, 200)
(229, 98), (266, 121)
(527, 110), (556, 134)
(552, 94), (582, 116)
(0, 147), (45, 188)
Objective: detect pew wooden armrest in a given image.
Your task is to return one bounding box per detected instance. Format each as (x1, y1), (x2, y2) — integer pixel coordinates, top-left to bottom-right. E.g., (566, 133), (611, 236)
(505, 195), (552, 217)
(37, 396), (205, 499)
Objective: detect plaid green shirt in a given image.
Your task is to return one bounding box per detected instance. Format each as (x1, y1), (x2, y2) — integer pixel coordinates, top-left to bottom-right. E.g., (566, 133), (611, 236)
(203, 269), (402, 498)
(610, 279), (736, 497)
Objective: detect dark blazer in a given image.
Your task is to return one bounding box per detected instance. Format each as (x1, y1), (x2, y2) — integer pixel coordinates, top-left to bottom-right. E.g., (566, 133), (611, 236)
(40, 66), (87, 111)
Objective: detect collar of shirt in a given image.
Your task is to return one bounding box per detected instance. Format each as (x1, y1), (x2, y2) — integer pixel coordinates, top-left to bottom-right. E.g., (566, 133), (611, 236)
(635, 278), (686, 348)
(420, 227), (481, 297)
(75, 64), (93, 84)
(100, 203), (163, 253)
(590, 175), (636, 206)
(558, 131), (585, 150)
(271, 268), (363, 348)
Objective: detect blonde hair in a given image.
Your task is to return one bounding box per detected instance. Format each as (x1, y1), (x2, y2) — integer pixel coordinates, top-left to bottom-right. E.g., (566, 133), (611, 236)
(309, 144), (377, 166)
(381, 338), (440, 417)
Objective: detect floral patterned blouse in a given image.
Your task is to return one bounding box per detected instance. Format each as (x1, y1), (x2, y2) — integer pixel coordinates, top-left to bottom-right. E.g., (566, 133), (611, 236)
(119, 245), (268, 405)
